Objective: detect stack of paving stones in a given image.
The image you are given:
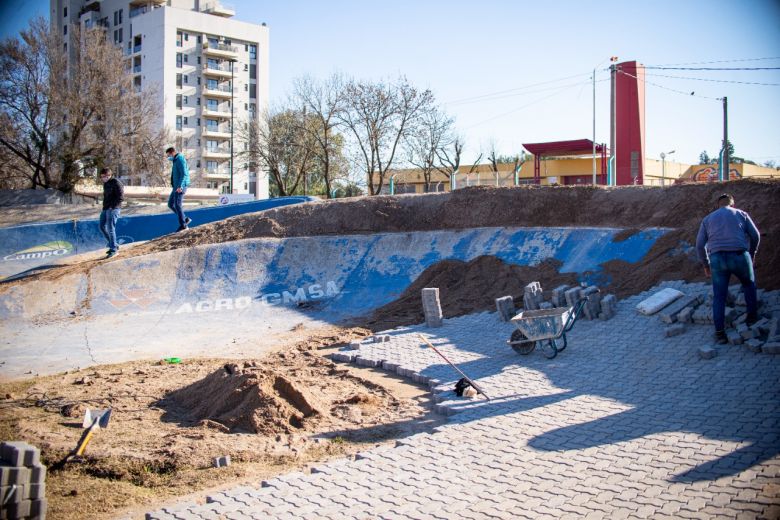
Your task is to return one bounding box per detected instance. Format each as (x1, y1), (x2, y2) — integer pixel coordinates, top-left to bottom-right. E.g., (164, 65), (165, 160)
(421, 287), (443, 328)
(636, 280), (780, 357)
(522, 282), (544, 310)
(508, 283), (618, 322)
(147, 283), (780, 520)
(0, 442), (46, 520)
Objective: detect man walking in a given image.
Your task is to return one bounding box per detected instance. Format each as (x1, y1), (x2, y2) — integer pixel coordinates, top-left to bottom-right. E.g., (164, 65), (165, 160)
(99, 167), (124, 258)
(166, 146), (191, 232)
(696, 193), (760, 343)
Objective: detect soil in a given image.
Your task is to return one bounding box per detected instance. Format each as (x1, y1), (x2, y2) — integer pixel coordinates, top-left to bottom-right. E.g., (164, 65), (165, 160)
(0, 327), (446, 520)
(6, 180), (778, 299)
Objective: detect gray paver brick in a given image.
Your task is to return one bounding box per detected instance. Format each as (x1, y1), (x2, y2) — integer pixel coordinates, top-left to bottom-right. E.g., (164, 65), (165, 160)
(144, 283), (780, 520)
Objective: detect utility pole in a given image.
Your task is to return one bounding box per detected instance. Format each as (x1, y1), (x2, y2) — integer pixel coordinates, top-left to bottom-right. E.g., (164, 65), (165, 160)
(721, 96), (729, 182)
(592, 67), (597, 185)
(229, 58), (236, 194)
(609, 62), (617, 186)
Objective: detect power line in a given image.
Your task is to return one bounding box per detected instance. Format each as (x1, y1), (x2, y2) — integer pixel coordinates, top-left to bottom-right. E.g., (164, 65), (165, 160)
(644, 66), (780, 71)
(447, 78), (608, 107)
(444, 70), (594, 106)
(617, 69), (720, 100)
(645, 73), (780, 87)
(648, 57), (780, 67)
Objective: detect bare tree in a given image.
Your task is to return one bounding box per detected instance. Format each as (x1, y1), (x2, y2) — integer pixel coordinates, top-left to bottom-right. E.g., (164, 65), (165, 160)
(293, 74), (348, 198)
(435, 136), (481, 188)
(0, 18), (55, 189)
(0, 18), (168, 193)
(339, 76), (434, 195)
(237, 107), (317, 196)
(406, 105), (453, 192)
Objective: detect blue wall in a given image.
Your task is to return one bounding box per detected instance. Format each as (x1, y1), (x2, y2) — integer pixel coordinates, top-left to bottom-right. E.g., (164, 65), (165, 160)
(0, 197), (315, 280)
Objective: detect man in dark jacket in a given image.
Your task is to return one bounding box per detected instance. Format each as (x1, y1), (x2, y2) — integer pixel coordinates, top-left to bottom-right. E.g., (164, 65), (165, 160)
(165, 146), (191, 232)
(99, 167), (124, 257)
(696, 193), (760, 343)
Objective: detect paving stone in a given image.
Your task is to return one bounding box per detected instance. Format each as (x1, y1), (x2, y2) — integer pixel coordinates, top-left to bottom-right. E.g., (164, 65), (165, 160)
(762, 342), (780, 354)
(495, 296), (515, 322)
(664, 324), (686, 338)
(698, 346), (717, 359)
(744, 339), (763, 353)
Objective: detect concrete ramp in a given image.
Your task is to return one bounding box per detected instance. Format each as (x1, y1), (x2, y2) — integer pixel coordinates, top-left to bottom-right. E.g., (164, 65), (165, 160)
(0, 226), (668, 380)
(0, 196), (315, 281)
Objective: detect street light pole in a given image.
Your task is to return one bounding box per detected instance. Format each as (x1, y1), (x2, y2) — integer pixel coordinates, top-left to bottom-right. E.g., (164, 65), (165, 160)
(660, 150), (675, 186)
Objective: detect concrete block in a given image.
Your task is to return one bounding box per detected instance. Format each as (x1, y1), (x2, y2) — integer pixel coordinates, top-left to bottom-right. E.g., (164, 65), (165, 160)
(766, 318), (779, 341)
(677, 307), (693, 324)
(347, 341), (361, 350)
(551, 285), (570, 307)
(636, 288), (684, 315)
(4, 499), (31, 519)
(212, 456), (231, 468)
(601, 294), (617, 314)
(371, 335), (390, 343)
(727, 331), (743, 345)
(740, 328), (757, 340)
(28, 464), (46, 485)
(658, 295), (700, 324)
(30, 497), (47, 519)
(564, 287), (582, 308)
(665, 324), (686, 337)
(422, 288), (443, 328)
(762, 342), (780, 354)
(744, 339), (763, 353)
(523, 282), (543, 311)
(495, 296), (515, 322)
(5, 467), (29, 486)
(0, 442), (38, 468)
(698, 346), (717, 359)
(1, 484), (26, 504)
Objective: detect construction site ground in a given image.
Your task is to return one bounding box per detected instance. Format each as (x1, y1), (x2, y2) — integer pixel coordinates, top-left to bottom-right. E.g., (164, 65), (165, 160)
(1, 180), (779, 519)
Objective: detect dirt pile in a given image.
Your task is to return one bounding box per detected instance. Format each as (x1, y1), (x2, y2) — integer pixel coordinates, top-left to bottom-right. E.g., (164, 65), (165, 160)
(364, 257), (581, 330)
(6, 179), (779, 299)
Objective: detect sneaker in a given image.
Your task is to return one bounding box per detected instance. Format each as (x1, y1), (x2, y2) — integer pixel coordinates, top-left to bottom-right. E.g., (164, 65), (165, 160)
(184, 217), (192, 226)
(106, 250), (117, 258)
(715, 330), (728, 344)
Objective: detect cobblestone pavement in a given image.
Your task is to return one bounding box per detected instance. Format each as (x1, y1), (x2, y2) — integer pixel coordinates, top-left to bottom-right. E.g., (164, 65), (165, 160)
(146, 282), (780, 519)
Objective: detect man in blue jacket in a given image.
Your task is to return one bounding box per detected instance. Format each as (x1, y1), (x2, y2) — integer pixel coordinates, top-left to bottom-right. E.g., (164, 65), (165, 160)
(165, 146), (192, 232)
(696, 193), (760, 344)
(99, 167), (124, 257)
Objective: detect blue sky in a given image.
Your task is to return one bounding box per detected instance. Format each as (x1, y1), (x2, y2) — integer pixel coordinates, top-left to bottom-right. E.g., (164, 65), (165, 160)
(3, 0), (779, 166)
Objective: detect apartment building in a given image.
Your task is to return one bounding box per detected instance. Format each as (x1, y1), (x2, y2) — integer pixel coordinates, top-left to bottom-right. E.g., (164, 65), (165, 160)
(50, 0), (269, 198)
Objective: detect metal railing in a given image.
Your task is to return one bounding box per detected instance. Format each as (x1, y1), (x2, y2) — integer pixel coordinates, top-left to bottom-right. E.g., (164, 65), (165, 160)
(205, 84), (232, 93)
(203, 41), (238, 53)
(204, 145), (231, 154)
(205, 62), (233, 73)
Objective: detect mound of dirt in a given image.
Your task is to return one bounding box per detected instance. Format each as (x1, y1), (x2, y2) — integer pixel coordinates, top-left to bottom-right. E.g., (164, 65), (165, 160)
(363, 257), (580, 330)
(7, 179), (780, 300)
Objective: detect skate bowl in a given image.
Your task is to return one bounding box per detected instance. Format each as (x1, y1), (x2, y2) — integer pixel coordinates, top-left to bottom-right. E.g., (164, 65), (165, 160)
(0, 196), (316, 281)
(0, 226), (670, 380)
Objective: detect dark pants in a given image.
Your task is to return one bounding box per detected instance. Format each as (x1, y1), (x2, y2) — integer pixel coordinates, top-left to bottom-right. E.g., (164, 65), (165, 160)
(710, 250), (757, 331)
(99, 208), (120, 252)
(167, 188), (188, 228)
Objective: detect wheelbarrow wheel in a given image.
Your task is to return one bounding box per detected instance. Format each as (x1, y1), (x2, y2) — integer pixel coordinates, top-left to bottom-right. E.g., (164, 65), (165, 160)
(510, 330), (535, 355)
(540, 339), (558, 359)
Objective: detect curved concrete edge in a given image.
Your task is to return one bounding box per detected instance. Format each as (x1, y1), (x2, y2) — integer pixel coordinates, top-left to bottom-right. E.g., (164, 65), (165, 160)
(0, 226), (670, 323)
(0, 196), (316, 280)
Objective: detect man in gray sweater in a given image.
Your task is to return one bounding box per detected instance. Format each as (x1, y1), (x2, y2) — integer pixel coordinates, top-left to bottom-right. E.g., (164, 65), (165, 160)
(696, 193), (760, 343)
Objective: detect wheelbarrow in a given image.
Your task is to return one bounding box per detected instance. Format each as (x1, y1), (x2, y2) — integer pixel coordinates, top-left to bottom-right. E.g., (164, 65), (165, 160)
(506, 295), (594, 359)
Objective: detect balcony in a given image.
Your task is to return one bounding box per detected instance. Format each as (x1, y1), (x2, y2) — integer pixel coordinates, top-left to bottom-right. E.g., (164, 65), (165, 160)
(203, 62), (233, 78)
(202, 41), (238, 59)
(200, 1), (235, 17)
(204, 84), (233, 98)
(202, 126), (232, 138)
(202, 105), (232, 118)
(203, 147), (231, 159)
(203, 167), (231, 180)
(129, 0), (165, 6)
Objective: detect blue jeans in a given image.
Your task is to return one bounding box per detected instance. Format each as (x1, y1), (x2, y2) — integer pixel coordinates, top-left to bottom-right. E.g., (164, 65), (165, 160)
(710, 250), (757, 331)
(100, 208), (121, 252)
(167, 188), (188, 228)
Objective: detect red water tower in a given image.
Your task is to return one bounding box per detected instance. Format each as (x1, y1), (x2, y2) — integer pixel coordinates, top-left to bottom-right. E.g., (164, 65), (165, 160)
(611, 61), (646, 185)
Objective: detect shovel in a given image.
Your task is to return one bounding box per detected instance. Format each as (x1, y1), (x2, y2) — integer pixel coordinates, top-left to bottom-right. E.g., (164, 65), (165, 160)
(51, 408), (112, 471)
(418, 335), (491, 400)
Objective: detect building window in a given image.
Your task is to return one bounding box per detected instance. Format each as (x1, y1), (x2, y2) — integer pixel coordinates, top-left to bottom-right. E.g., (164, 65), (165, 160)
(207, 99), (218, 110)
(197, 138), (201, 146)
(176, 31), (182, 47)
(249, 64), (256, 79)
(207, 160), (217, 169)
(243, 63), (248, 72)
(244, 84), (248, 92)
(206, 119), (218, 130)
(249, 83), (256, 99)
(207, 78), (217, 89)
(183, 117), (188, 125)
(184, 33), (188, 41)
(197, 35), (202, 44)
(114, 9), (123, 26)
(176, 73), (182, 88)
(196, 56), (201, 65)
(197, 77), (201, 85)
(113, 28), (123, 44)
(176, 116), (182, 130)
(196, 160), (201, 167)
(196, 118), (200, 126)
(63, 6), (67, 17)
(197, 97), (201, 105)
(183, 54), (188, 63)
(176, 95), (182, 108)
(183, 75), (188, 84)
(249, 45), (257, 59)
(206, 140), (218, 151)
(176, 53), (182, 68)
(244, 103), (248, 111)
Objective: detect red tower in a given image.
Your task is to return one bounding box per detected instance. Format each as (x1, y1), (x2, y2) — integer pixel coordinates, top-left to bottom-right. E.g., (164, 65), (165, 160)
(611, 61), (646, 185)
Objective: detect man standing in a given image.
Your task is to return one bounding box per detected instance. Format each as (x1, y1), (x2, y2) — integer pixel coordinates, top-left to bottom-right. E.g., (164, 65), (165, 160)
(165, 146), (192, 232)
(696, 193), (760, 343)
(99, 167), (124, 258)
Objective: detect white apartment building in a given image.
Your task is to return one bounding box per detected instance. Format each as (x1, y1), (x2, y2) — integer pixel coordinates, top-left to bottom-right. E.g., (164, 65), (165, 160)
(50, 0), (270, 198)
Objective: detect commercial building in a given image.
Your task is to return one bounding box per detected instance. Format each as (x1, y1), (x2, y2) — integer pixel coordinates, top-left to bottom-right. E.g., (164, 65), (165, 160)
(50, 0), (269, 198)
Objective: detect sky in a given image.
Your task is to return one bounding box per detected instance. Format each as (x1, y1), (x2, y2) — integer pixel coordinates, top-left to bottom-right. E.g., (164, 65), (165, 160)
(2, 0), (779, 166)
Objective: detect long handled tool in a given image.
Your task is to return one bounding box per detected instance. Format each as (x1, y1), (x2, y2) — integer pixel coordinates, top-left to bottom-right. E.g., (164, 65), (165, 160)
(51, 408), (112, 471)
(418, 334), (491, 401)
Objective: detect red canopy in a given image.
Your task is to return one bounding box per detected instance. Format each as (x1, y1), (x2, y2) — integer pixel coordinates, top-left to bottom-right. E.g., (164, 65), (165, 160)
(523, 139), (606, 157)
